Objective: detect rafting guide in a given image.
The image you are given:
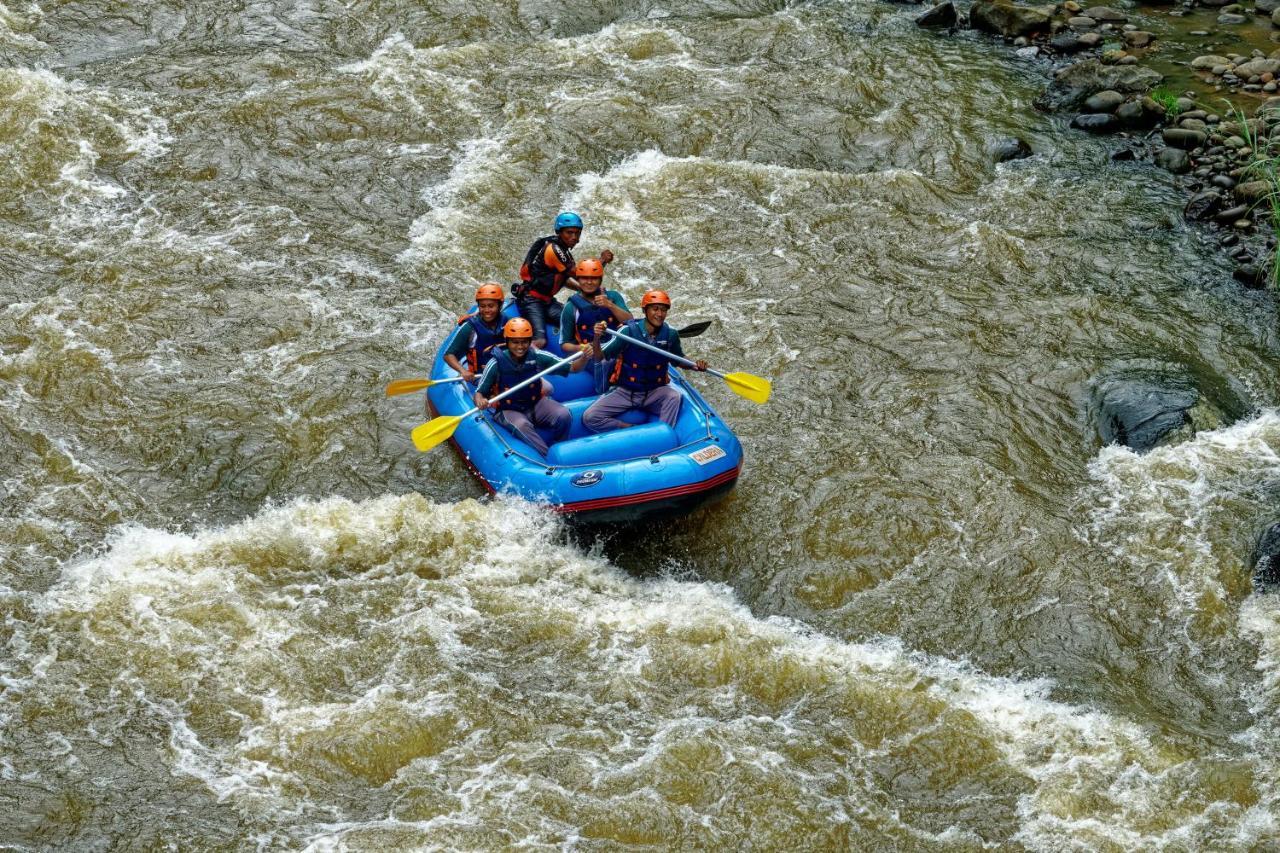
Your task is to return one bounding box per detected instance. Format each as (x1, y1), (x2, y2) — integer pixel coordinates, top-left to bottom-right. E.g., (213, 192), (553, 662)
(386, 210), (770, 521)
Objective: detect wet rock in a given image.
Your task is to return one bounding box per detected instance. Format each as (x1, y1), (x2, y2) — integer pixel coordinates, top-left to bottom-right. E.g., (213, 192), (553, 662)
(1085, 89), (1126, 111)
(1051, 33), (1089, 51)
(1183, 190), (1223, 221)
(970, 0), (1055, 37)
(1156, 147), (1191, 172)
(1234, 58), (1280, 77)
(1115, 100), (1147, 125)
(1077, 31), (1103, 46)
(916, 1), (958, 26)
(989, 136), (1033, 161)
(1072, 112), (1120, 132)
(1092, 376), (1198, 452)
(1191, 55), (1232, 69)
(1038, 59), (1162, 110)
(1236, 179), (1272, 202)
(1259, 0), (1280, 12)
(1068, 14), (1098, 26)
(1273, 6), (1280, 24)
(1163, 127), (1208, 149)
(1215, 203), (1250, 222)
(1211, 174), (1237, 189)
(1123, 30), (1154, 46)
(1083, 5), (1127, 20)
(1180, 118), (1209, 132)
(1219, 12), (1248, 23)
(1234, 263), (1268, 287)
(1111, 147), (1138, 160)
(1252, 523), (1280, 592)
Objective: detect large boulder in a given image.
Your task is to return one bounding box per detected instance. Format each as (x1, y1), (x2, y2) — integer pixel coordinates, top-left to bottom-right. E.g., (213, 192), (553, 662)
(1037, 59), (1162, 111)
(988, 136), (1033, 161)
(1092, 377), (1197, 452)
(1233, 58), (1280, 78)
(969, 0), (1055, 37)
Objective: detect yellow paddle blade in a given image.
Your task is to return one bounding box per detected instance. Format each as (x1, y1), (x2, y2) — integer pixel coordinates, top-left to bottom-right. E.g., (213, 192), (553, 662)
(724, 372), (771, 404)
(411, 414), (464, 452)
(385, 378), (433, 397)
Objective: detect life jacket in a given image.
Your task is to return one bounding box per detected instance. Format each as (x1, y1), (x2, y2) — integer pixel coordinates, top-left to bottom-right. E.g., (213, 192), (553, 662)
(609, 319), (677, 391)
(456, 313), (504, 373)
(490, 345), (545, 412)
(516, 235), (574, 302)
(567, 292), (620, 344)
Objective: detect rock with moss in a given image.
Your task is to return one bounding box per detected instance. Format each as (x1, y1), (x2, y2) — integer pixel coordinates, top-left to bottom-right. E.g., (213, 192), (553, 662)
(1037, 59), (1162, 110)
(969, 0), (1055, 37)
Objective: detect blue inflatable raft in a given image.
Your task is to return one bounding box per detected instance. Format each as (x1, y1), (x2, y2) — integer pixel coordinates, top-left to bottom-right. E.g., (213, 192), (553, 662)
(426, 305), (743, 523)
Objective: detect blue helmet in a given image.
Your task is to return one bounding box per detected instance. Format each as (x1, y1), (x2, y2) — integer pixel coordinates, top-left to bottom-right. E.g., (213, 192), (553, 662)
(554, 211), (583, 232)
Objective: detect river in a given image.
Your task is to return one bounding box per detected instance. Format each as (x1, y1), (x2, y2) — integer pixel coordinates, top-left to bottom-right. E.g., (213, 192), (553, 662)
(4, 0), (1280, 848)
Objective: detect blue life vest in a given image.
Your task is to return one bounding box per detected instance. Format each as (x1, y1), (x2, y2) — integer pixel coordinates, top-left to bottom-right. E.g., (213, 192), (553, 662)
(568, 292), (620, 343)
(490, 346), (545, 412)
(457, 313), (504, 372)
(610, 319), (677, 391)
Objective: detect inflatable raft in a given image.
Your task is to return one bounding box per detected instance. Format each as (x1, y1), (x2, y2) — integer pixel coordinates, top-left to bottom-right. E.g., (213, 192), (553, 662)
(425, 305), (743, 523)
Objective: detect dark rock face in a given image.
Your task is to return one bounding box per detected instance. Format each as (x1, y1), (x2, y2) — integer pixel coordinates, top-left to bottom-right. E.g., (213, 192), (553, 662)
(1162, 128), (1207, 149)
(1155, 147), (1190, 173)
(969, 0), (1054, 38)
(1252, 523), (1280, 592)
(916, 1), (958, 27)
(1092, 376), (1198, 452)
(989, 137), (1033, 162)
(1037, 60), (1162, 111)
(1233, 263), (1268, 288)
(1184, 191), (1223, 222)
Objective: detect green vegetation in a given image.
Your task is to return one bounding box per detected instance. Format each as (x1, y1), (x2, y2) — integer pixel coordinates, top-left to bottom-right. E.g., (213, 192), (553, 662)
(1227, 101), (1280, 289)
(1150, 88), (1181, 119)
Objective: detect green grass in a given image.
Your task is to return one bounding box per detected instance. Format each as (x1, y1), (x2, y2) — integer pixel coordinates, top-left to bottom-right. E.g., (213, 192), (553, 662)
(1150, 88), (1181, 118)
(1225, 100), (1280, 288)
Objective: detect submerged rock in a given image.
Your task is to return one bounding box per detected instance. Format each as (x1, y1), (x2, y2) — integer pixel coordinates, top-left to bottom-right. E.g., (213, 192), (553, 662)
(1072, 112), (1120, 132)
(1155, 147), (1190, 173)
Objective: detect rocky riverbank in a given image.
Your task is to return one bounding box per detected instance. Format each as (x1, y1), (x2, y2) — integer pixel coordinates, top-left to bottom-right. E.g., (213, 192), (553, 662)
(913, 0), (1280, 289)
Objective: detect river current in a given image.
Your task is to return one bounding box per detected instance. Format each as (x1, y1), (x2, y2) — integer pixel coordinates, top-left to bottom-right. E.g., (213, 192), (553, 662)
(4, 0), (1280, 849)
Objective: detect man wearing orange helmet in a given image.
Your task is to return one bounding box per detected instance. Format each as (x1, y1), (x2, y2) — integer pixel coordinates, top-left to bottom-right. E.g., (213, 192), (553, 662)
(513, 211), (614, 348)
(473, 317), (588, 457)
(444, 283), (507, 383)
(559, 257), (632, 394)
(584, 289), (707, 432)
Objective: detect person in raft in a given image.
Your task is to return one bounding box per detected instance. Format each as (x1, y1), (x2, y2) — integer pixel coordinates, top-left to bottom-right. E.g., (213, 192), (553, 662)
(514, 210), (614, 348)
(443, 282), (506, 383)
(474, 317), (589, 456)
(558, 257), (632, 394)
(584, 289), (707, 432)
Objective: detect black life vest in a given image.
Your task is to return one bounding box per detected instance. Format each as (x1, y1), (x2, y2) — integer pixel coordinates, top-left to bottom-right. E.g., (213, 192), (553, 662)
(517, 235), (574, 302)
(567, 292), (620, 344)
(456, 313), (504, 373)
(609, 319), (677, 391)
(490, 345), (545, 412)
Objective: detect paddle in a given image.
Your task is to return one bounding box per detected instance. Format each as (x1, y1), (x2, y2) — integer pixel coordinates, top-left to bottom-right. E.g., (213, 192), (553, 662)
(675, 320), (711, 338)
(410, 350), (586, 452)
(600, 328), (771, 404)
(385, 376), (466, 397)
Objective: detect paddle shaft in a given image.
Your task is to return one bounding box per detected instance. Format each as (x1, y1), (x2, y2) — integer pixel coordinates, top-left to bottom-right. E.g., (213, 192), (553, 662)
(465, 350), (585, 417)
(600, 327), (724, 378)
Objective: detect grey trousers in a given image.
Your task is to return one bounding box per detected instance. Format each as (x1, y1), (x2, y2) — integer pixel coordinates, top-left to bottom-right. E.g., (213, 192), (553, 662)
(495, 397), (571, 456)
(583, 385), (682, 432)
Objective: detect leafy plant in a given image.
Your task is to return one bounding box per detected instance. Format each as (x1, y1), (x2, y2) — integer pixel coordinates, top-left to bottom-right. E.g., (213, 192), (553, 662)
(1224, 100), (1280, 289)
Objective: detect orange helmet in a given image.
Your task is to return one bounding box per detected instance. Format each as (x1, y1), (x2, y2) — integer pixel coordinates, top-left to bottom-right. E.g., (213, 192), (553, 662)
(575, 258), (604, 279)
(475, 283), (504, 302)
(503, 318), (534, 339)
(640, 290), (671, 308)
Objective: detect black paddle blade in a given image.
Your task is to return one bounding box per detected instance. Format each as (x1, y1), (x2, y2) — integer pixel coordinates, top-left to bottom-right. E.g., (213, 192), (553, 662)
(676, 320), (712, 338)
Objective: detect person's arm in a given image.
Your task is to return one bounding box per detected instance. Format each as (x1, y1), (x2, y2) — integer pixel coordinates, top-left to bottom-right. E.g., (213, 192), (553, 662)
(473, 362), (499, 409)
(670, 331), (707, 372)
(599, 249), (614, 266)
(592, 322), (628, 361)
(601, 290), (632, 324)
(559, 303), (582, 354)
(443, 325), (477, 381)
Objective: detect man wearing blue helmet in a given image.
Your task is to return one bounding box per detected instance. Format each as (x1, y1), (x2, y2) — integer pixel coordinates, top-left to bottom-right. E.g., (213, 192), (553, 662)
(514, 211), (613, 348)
